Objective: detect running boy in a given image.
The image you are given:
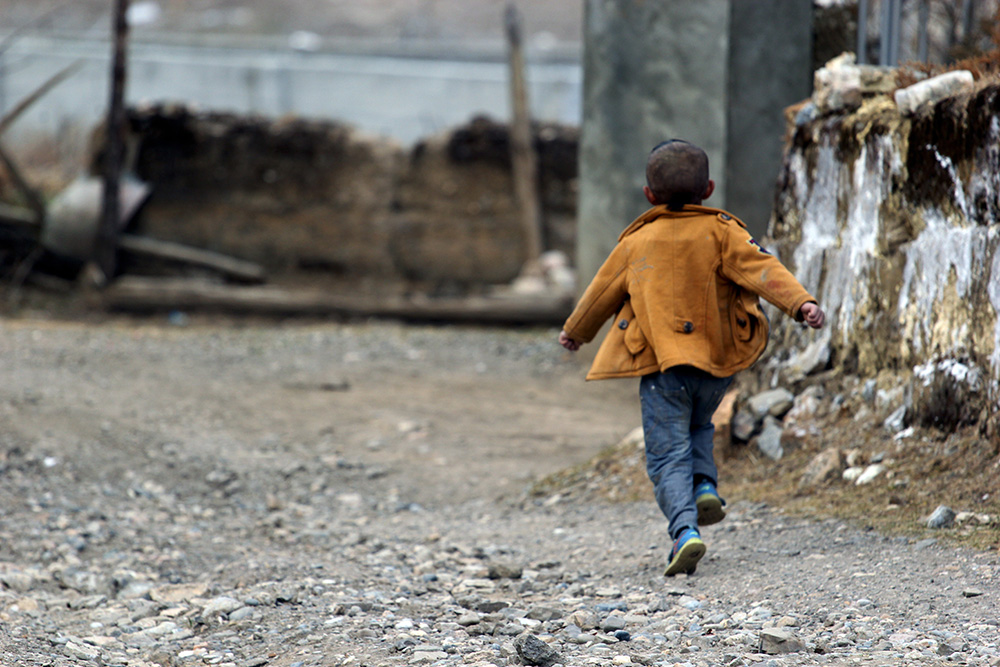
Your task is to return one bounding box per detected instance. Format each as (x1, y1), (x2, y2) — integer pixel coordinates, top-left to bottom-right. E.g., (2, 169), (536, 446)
(559, 139), (825, 576)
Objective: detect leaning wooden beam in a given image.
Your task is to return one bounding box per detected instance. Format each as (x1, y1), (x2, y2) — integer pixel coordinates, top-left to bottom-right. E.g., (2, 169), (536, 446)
(117, 234), (266, 284)
(0, 203), (37, 228)
(0, 61), (84, 138)
(104, 277), (574, 325)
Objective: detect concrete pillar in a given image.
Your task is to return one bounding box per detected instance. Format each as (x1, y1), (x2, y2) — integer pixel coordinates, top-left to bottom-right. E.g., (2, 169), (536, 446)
(726, 0), (814, 237)
(577, 0), (813, 285)
(577, 0), (729, 285)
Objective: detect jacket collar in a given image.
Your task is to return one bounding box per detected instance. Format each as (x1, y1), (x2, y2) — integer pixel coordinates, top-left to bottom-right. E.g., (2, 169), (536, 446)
(618, 204), (726, 241)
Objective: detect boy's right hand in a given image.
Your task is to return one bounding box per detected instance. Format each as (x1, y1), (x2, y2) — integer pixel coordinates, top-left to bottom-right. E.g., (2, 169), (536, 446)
(800, 302), (826, 329)
(559, 330), (581, 351)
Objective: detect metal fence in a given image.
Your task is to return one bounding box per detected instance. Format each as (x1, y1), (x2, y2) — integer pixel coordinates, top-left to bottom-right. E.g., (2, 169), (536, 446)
(857, 0), (997, 65)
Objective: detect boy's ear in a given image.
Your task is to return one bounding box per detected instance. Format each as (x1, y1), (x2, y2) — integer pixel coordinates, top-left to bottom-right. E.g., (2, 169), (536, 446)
(702, 180), (715, 201)
(643, 186), (659, 205)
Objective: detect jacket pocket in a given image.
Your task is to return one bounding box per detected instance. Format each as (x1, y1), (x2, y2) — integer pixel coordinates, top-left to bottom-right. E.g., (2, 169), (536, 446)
(588, 298), (659, 379)
(731, 290), (760, 342)
(616, 300), (648, 355)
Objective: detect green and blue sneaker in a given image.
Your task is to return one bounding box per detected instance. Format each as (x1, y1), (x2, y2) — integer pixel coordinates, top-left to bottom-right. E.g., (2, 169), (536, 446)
(664, 527), (706, 576)
(695, 481), (727, 526)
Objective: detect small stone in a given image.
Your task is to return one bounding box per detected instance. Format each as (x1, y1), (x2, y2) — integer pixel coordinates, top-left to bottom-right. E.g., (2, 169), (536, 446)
(526, 605), (563, 622)
(202, 596), (242, 618)
(883, 405), (908, 433)
(732, 409), (757, 441)
(64, 641), (101, 661)
(601, 614), (627, 632)
(938, 636), (970, 655)
(1, 572), (36, 593)
(927, 505), (956, 529)
(568, 610), (599, 630)
(755, 416), (784, 461)
(496, 621), (525, 635)
(12, 597), (40, 613)
(855, 463), (886, 485)
(798, 447), (842, 490)
(783, 339), (831, 381)
(842, 466), (864, 482)
(513, 634), (561, 667)
(760, 628), (805, 654)
(228, 606), (255, 622)
(962, 588), (984, 598)
(473, 600), (509, 613)
(862, 379), (878, 403)
(487, 561), (523, 580)
(614, 630), (631, 642)
(82, 636), (119, 648)
(456, 612), (481, 626)
(748, 388), (795, 420)
(149, 583), (209, 604)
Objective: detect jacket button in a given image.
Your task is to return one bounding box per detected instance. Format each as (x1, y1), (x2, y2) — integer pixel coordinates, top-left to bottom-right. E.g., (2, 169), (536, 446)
(683, 321), (694, 333)
(618, 319), (629, 330)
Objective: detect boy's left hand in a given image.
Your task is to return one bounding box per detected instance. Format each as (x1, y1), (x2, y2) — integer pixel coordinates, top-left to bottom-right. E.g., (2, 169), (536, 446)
(559, 330), (581, 351)
(800, 302), (825, 329)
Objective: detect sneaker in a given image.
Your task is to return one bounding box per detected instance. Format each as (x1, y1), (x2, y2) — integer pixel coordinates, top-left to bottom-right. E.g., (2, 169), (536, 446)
(664, 527), (705, 576)
(695, 481), (726, 526)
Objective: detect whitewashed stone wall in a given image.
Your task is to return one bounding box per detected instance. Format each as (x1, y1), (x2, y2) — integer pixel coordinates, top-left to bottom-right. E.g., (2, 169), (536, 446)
(767, 73), (1000, 431)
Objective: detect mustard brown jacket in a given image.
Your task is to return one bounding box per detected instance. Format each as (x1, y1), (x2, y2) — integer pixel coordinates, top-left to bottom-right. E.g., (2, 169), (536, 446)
(562, 205), (817, 380)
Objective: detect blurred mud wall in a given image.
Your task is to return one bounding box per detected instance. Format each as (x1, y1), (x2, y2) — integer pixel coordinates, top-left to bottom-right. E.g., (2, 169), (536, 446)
(767, 77), (1000, 432)
(121, 107), (578, 292)
(576, 0), (813, 285)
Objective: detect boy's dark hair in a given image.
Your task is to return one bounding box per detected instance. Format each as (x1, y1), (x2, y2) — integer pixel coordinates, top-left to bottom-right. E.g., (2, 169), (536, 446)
(645, 140), (710, 210)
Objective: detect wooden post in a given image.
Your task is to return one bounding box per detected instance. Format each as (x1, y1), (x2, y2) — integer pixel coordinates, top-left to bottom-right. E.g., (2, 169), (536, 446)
(505, 2), (544, 273)
(96, 0), (130, 283)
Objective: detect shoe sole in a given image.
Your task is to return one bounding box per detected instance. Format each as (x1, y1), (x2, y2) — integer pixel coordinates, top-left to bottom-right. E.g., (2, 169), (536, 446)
(664, 536), (706, 576)
(696, 494), (726, 526)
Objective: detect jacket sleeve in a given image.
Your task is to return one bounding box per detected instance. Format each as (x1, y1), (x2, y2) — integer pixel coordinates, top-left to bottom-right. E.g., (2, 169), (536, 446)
(562, 241), (631, 343)
(719, 224), (816, 320)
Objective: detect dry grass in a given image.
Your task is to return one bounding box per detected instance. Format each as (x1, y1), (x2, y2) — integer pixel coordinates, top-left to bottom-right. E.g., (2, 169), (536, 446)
(532, 408), (1000, 552)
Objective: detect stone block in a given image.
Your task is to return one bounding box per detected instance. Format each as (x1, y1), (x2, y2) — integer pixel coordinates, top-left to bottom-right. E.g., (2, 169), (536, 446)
(894, 70), (974, 115)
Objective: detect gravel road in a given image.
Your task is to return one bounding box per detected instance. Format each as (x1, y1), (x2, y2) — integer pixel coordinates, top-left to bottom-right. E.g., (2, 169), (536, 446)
(0, 318), (997, 667)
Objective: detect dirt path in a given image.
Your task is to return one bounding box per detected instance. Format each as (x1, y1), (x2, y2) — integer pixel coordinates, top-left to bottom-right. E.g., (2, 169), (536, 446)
(0, 319), (997, 667)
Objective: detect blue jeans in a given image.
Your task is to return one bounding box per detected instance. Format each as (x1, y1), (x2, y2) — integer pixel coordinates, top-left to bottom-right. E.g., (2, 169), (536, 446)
(640, 367), (733, 540)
